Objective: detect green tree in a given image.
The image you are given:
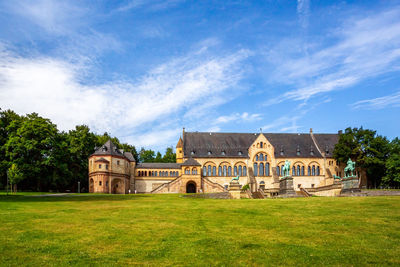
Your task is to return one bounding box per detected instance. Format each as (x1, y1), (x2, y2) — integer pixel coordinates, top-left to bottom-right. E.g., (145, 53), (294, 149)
(333, 127), (390, 187)
(162, 147), (176, 163)
(382, 138), (400, 187)
(155, 151), (163, 162)
(8, 163), (24, 193)
(139, 148), (155, 163)
(5, 113), (59, 191)
(0, 109), (22, 189)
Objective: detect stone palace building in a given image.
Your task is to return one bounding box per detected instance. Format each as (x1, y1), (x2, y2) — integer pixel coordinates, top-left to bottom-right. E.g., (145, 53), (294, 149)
(88, 128), (361, 195)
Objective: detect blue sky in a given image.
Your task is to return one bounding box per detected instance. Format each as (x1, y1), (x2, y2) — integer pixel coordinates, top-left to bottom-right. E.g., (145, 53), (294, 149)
(0, 0), (400, 151)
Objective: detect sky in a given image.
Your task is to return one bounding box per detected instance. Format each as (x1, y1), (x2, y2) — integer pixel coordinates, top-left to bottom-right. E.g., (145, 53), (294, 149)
(0, 0), (400, 151)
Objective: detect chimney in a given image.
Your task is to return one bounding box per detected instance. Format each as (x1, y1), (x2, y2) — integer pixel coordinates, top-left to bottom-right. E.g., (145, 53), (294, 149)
(310, 128), (313, 134)
(338, 130), (343, 135)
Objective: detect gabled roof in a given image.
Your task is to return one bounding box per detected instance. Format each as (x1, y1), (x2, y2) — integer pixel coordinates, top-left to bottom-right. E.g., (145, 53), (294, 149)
(181, 158), (201, 166)
(91, 140), (135, 162)
(136, 163), (181, 169)
(183, 132), (339, 158)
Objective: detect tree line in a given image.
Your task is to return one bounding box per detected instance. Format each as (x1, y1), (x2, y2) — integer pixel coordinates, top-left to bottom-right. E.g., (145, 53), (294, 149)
(333, 127), (400, 188)
(0, 109), (176, 193)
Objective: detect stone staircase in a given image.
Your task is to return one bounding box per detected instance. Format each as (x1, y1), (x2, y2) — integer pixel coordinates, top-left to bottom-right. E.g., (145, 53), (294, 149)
(251, 189), (265, 199)
(151, 175), (182, 194)
(202, 177), (227, 192)
(297, 187), (311, 197)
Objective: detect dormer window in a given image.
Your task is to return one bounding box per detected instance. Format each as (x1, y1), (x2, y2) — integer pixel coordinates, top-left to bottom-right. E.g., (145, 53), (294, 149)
(102, 146), (107, 152)
(238, 151), (242, 155)
(208, 151), (212, 155)
(191, 151), (195, 155)
(325, 146), (329, 154)
(221, 151), (225, 155)
(280, 146), (284, 156)
(310, 146), (314, 156)
(296, 145), (300, 156)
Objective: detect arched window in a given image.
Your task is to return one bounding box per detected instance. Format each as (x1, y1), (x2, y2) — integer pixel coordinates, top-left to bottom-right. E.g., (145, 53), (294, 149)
(297, 165), (300, 176)
(265, 154), (267, 161)
(292, 166), (295, 176)
(301, 166), (305, 176)
(256, 155), (259, 161)
(317, 166), (320, 175)
(259, 153), (264, 161)
(213, 166), (216, 176)
(276, 166), (280, 176)
(203, 166), (207, 176)
(238, 166), (242, 176)
(260, 142), (263, 148)
(223, 166), (227, 176)
(254, 163), (258, 176)
(308, 166), (311, 176)
(243, 166), (247, 176)
(259, 163), (264, 176)
(218, 166), (222, 176)
(265, 163), (270, 176)
(234, 166), (238, 176)
(312, 166), (316, 176)
(155, 171), (157, 177)
(160, 171), (162, 176)
(208, 165), (211, 176)
(228, 166), (232, 176)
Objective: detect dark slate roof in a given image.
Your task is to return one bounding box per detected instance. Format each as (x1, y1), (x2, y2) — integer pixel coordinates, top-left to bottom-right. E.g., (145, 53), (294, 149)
(136, 163), (181, 169)
(183, 132), (339, 159)
(91, 140), (135, 162)
(123, 152), (135, 162)
(94, 157), (109, 163)
(181, 158), (201, 166)
(183, 132), (257, 158)
(313, 134), (339, 158)
(266, 133), (321, 158)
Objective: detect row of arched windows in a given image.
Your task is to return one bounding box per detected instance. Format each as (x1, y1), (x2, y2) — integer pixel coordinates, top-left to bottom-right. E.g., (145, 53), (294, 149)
(276, 165), (320, 176)
(203, 165), (247, 177)
(137, 170), (179, 177)
(185, 168), (198, 175)
(253, 162), (270, 176)
(255, 153), (268, 161)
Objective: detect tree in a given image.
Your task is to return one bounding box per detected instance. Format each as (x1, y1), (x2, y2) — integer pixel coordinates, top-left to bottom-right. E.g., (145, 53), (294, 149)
(5, 113), (59, 191)
(382, 138), (400, 187)
(333, 127), (390, 187)
(162, 147), (176, 163)
(139, 148), (155, 162)
(8, 164), (23, 193)
(0, 109), (22, 189)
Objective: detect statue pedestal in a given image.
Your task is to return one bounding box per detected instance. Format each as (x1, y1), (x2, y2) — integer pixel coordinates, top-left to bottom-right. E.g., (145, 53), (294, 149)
(229, 180), (241, 199)
(341, 176), (360, 192)
(279, 176), (295, 195)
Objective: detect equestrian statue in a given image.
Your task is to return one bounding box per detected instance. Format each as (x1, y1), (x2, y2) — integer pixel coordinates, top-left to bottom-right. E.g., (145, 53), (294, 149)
(344, 158), (356, 178)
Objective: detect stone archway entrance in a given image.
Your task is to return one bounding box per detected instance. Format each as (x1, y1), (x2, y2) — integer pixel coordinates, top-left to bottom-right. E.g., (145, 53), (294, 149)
(111, 178), (123, 194)
(186, 181), (196, 193)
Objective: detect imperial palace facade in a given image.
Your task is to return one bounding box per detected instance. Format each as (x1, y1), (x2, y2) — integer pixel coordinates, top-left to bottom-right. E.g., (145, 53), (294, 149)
(88, 128), (364, 195)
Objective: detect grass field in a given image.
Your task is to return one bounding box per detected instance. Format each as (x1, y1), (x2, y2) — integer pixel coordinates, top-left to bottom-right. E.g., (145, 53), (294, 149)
(0, 194), (399, 266)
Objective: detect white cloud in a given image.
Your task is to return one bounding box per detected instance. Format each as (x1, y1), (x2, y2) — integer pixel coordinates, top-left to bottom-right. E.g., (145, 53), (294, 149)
(351, 91), (400, 110)
(266, 7), (400, 104)
(0, 46), (249, 149)
(297, 0), (310, 30)
(215, 112), (262, 124)
(4, 0), (88, 35)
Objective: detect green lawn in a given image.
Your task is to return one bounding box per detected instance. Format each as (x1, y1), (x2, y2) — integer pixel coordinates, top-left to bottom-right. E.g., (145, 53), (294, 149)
(0, 194), (399, 266)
